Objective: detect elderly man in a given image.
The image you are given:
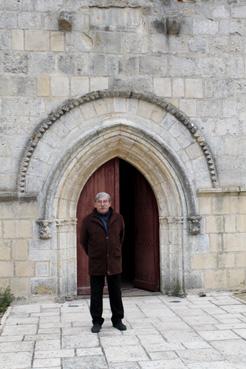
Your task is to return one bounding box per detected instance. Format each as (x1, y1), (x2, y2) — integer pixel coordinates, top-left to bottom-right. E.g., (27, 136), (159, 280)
(80, 192), (126, 333)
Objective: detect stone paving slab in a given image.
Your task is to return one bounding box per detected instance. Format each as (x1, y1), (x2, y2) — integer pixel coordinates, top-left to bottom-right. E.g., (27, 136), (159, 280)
(1, 292), (246, 368)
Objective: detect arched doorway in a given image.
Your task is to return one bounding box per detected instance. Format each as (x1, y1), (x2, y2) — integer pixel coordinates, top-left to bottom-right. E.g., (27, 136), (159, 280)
(77, 157), (160, 295)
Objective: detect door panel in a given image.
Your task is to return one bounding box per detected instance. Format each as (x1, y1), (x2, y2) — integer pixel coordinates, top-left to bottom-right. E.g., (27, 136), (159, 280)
(76, 158), (120, 294)
(133, 170), (160, 291)
(76, 157), (160, 294)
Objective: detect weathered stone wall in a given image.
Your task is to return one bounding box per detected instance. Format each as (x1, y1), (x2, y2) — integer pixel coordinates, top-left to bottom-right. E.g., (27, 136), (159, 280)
(196, 189), (246, 290)
(0, 0), (246, 297)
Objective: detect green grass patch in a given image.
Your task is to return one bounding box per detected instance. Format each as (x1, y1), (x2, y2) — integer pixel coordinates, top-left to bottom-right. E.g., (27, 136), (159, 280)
(0, 287), (14, 314)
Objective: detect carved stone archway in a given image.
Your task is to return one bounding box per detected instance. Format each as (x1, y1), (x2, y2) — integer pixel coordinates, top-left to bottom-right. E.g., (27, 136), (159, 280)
(41, 125), (201, 297)
(16, 89), (217, 297)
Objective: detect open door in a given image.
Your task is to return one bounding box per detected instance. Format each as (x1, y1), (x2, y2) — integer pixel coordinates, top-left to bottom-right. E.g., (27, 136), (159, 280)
(77, 157), (160, 294)
(133, 169), (160, 291)
(76, 158), (120, 295)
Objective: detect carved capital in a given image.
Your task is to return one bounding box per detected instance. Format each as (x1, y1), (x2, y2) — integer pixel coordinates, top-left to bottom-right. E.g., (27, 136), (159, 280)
(188, 215), (201, 235)
(36, 219), (53, 240)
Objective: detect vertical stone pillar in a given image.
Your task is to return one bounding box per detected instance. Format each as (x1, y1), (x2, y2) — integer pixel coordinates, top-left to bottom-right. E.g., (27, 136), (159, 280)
(56, 218), (77, 297)
(159, 216), (185, 296)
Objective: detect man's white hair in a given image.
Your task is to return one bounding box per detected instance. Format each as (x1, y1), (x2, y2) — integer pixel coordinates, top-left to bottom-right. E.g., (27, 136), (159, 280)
(95, 192), (111, 202)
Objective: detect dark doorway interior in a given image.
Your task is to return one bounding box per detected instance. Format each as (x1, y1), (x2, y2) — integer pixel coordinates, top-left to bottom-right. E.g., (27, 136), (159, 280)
(119, 159), (160, 292)
(119, 160), (135, 287)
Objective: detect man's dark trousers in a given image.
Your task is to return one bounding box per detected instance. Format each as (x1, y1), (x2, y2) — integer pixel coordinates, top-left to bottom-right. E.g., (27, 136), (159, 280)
(90, 273), (124, 326)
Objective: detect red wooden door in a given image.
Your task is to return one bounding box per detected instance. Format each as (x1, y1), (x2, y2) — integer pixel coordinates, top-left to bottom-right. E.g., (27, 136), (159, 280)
(76, 158), (160, 294)
(76, 158), (120, 294)
(133, 170), (160, 291)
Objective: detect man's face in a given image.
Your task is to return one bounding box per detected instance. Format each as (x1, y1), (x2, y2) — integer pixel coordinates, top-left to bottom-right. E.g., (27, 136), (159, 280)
(95, 196), (111, 214)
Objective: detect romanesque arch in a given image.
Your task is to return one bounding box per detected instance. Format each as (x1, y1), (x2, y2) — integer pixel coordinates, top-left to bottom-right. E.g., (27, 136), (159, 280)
(16, 89), (217, 296)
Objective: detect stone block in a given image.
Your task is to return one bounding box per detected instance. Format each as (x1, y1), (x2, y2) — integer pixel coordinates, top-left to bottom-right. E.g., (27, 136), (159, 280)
(169, 56), (197, 77)
(224, 233), (246, 251)
(185, 79), (203, 98)
(34, 0), (63, 12)
(235, 253), (246, 268)
(0, 352), (32, 369)
(57, 54), (76, 75)
(63, 357), (106, 369)
(12, 29), (24, 50)
(224, 215), (236, 233)
(204, 270), (227, 289)
(71, 77), (89, 97)
(0, 278), (10, 289)
(198, 196), (212, 215)
(211, 195), (237, 215)
(18, 12), (42, 29)
(12, 240), (28, 260)
(232, 6), (246, 18)
(238, 196), (246, 214)
(205, 215), (224, 233)
(10, 277), (29, 297)
(188, 37), (208, 53)
(51, 31), (64, 52)
(31, 277), (57, 294)
(227, 269), (245, 288)
(193, 19), (219, 35)
(25, 30), (49, 51)
(140, 56), (167, 76)
(185, 143), (202, 160)
(16, 220), (33, 239)
(236, 215), (246, 232)
(119, 57), (139, 76)
(153, 78), (171, 97)
(212, 6), (230, 18)
(95, 31), (121, 53)
(90, 77), (108, 91)
(0, 245), (11, 260)
(15, 261), (34, 277)
(110, 77), (152, 92)
(3, 220), (16, 239)
(3, 52), (28, 74)
(51, 76), (69, 97)
(191, 253), (217, 270)
(35, 262), (49, 277)
(196, 99), (222, 117)
(0, 261), (13, 277)
(29, 53), (55, 75)
(0, 11), (17, 28)
(0, 30), (11, 50)
(218, 253), (235, 268)
(122, 33), (149, 54)
(5, 0), (34, 11)
(172, 78), (184, 98)
(150, 107), (166, 124)
(1, 76), (35, 96)
(136, 100), (153, 119)
(179, 99), (196, 116)
(37, 75), (50, 97)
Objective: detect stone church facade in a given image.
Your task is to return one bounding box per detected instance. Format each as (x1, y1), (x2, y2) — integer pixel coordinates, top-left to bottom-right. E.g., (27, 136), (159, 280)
(0, 0), (246, 298)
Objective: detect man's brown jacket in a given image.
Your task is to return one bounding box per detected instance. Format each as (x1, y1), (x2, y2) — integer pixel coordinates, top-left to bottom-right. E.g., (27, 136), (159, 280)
(80, 208), (125, 276)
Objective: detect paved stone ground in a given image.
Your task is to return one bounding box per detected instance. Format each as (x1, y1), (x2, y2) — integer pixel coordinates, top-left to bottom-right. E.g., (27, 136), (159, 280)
(1, 292), (246, 369)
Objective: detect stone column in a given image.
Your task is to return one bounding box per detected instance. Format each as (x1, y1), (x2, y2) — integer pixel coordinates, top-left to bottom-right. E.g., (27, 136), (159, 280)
(159, 216), (185, 296)
(56, 218), (77, 297)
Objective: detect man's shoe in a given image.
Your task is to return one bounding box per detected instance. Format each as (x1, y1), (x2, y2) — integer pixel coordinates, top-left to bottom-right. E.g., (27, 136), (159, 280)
(113, 321), (127, 331)
(91, 323), (101, 333)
